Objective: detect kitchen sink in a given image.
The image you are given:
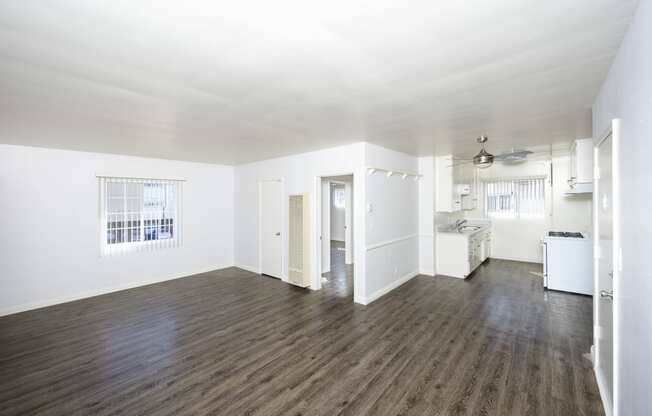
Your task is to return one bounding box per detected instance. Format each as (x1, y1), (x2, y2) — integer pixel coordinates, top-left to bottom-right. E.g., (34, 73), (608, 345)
(458, 225), (482, 232)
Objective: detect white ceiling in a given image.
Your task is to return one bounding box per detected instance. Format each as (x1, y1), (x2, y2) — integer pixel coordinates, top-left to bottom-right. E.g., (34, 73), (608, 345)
(0, 0), (638, 164)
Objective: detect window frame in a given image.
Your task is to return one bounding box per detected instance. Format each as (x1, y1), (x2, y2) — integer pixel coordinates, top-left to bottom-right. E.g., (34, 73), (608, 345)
(98, 176), (183, 256)
(483, 177), (546, 219)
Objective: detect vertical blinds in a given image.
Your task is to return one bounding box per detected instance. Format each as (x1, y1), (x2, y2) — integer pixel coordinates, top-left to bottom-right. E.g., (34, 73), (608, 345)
(485, 178), (545, 218)
(98, 177), (183, 256)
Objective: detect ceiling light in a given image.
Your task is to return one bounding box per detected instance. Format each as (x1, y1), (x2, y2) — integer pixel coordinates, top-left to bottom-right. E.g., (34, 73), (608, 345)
(473, 135), (494, 169)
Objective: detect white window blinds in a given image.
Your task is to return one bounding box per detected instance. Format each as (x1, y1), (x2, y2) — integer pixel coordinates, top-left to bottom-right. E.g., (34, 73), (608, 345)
(484, 178), (545, 218)
(98, 177), (183, 256)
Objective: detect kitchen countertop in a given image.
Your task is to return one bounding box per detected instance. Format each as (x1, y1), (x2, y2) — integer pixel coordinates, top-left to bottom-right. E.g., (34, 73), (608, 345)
(437, 222), (491, 237)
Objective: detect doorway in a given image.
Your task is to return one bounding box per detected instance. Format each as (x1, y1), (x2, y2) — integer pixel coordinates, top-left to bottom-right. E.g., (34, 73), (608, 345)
(593, 119), (621, 415)
(259, 180), (283, 279)
(318, 174), (354, 298)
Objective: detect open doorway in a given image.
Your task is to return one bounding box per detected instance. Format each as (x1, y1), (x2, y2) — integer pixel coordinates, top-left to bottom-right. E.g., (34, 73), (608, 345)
(318, 174), (354, 298)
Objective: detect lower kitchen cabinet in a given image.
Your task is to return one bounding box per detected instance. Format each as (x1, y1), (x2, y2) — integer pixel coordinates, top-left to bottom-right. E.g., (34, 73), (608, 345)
(436, 228), (491, 278)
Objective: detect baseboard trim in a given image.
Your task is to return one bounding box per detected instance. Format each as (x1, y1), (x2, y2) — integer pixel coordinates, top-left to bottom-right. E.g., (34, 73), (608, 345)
(357, 270), (419, 305)
(419, 269), (435, 277)
(489, 255), (543, 264)
(594, 366), (613, 416)
(234, 264), (261, 274)
(0, 264), (230, 317)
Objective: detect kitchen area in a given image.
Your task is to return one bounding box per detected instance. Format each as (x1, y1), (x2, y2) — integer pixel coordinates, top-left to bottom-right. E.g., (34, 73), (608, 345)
(430, 138), (594, 296)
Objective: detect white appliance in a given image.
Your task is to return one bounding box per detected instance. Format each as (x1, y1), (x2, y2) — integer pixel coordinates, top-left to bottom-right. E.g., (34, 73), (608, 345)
(542, 231), (593, 295)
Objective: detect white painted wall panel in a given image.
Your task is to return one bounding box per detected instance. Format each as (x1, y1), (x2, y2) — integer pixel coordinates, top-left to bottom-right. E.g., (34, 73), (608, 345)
(364, 143), (419, 301)
(0, 144), (234, 315)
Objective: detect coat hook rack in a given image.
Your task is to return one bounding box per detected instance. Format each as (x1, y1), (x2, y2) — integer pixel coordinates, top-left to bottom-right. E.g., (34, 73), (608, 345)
(366, 166), (422, 181)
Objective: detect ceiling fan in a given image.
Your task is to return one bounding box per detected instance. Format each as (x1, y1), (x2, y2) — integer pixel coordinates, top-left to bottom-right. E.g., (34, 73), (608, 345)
(452, 135), (533, 168)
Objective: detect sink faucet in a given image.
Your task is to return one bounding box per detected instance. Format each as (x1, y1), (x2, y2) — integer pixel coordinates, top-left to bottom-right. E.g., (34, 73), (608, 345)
(454, 219), (467, 229)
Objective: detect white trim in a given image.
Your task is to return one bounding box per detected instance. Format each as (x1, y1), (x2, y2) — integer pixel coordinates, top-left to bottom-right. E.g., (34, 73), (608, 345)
(357, 270), (419, 305)
(419, 269), (435, 276)
(235, 264), (261, 274)
(611, 118), (621, 414)
(314, 171), (358, 294)
(0, 264), (230, 317)
(596, 367), (614, 416)
(366, 234), (418, 251)
(488, 255), (542, 264)
(314, 176), (324, 290)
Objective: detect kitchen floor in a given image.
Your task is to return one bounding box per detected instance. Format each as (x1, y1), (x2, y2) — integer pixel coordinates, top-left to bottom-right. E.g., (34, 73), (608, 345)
(0, 259), (602, 415)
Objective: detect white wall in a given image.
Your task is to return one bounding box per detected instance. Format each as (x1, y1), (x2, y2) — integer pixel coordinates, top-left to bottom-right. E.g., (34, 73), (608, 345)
(418, 157), (434, 275)
(363, 144), (419, 303)
(330, 184), (346, 241)
(593, 1), (652, 413)
(233, 143), (366, 300)
(0, 144), (234, 316)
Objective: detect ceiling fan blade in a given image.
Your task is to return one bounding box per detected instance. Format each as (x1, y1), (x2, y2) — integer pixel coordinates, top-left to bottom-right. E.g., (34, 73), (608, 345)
(447, 160), (476, 168)
(494, 149), (534, 160)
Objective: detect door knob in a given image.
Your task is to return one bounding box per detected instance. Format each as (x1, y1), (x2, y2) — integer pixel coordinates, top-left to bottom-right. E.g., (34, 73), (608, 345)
(275, 232), (281, 236)
(600, 290), (613, 300)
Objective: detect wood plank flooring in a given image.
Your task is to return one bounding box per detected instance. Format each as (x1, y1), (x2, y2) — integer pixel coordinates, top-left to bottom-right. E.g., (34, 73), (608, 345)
(0, 257), (603, 415)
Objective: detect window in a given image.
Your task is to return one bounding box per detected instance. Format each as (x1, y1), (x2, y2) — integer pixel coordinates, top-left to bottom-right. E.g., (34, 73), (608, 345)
(99, 177), (183, 256)
(484, 178), (545, 218)
(332, 186), (345, 209)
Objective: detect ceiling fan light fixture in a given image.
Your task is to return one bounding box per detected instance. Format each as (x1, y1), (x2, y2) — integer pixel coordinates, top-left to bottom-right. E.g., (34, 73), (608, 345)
(473, 135), (494, 168)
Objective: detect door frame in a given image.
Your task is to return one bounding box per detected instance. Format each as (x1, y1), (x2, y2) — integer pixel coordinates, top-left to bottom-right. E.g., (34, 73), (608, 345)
(328, 179), (354, 265)
(258, 178), (287, 282)
(593, 119), (621, 416)
(314, 171), (355, 292)
(321, 180), (331, 274)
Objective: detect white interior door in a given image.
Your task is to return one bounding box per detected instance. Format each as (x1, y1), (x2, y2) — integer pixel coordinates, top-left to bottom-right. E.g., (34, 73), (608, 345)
(344, 182), (353, 264)
(260, 181), (283, 279)
(321, 180), (331, 273)
(595, 131), (614, 412)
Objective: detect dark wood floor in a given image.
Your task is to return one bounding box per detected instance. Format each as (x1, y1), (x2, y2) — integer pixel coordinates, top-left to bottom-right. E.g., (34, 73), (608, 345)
(0, 255), (603, 416)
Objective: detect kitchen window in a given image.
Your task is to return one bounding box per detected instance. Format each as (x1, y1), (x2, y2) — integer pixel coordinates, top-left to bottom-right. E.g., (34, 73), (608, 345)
(484, 178), (545, 218)
(99, 177), (183, 256)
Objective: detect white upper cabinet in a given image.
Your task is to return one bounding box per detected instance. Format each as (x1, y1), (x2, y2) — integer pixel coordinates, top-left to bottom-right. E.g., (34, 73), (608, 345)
(460, 165), (479, 211)
(435, 155), (461, 212)
(436, 155), (479, 212)
(567, 138), (593, 193)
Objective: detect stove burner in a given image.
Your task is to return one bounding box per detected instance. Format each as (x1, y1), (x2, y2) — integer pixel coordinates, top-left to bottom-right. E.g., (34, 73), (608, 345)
(548, 231), (583, 238)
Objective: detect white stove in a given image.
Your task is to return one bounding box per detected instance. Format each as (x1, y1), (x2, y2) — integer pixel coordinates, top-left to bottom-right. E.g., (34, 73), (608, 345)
(542, 231), (593, 295)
